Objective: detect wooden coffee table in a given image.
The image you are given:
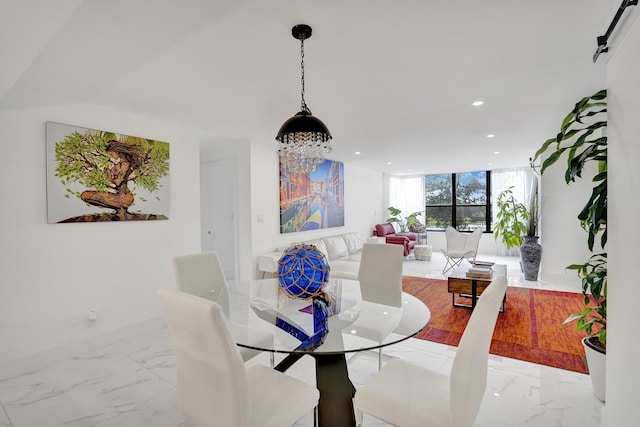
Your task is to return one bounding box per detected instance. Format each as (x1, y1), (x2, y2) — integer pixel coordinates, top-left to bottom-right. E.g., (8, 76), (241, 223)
(447, 261), (507, 311)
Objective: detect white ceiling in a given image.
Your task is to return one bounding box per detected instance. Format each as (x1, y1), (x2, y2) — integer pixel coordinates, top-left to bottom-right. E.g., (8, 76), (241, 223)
(1, 0), (617, 174)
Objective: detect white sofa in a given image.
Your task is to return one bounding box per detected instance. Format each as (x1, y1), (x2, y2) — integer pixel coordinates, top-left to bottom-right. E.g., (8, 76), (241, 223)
(273, 232), (364, 280)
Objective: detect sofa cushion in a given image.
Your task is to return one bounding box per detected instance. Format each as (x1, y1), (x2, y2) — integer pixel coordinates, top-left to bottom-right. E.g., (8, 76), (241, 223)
(305, 239), (330, 261)
(322, 235), (350, 260)
(342, 232), (363, 254)
(344, 252), (362, 262)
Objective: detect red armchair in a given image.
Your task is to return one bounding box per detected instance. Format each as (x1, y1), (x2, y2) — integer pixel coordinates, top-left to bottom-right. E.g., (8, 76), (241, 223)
(373, 223), (419, 256)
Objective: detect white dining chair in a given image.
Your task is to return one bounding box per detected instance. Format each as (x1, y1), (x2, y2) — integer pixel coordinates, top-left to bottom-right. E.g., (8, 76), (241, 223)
(353, 276), (508, 427)
(173, 251), (230, 301)
(158, 288), (319, 427)
(358, 243), (404, 307)
(357, 243), (404, 369)
(441, 227), (483, 274)
(173, 252), (273, 366)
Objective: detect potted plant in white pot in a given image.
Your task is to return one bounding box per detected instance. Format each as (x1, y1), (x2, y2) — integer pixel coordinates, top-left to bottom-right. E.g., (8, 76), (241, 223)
(533, 89), (607, 401)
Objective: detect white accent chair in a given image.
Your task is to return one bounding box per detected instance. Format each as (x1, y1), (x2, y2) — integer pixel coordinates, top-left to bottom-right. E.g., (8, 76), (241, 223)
(158, 288), (319, 427)
(441, 227), (483, 274)
(353, 276), (508, 427)
(357, 243), (404, 369)
(173, 252), (273, 366)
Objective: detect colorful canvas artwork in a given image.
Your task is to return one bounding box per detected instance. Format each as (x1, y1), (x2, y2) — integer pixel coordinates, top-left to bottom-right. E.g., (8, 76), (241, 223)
(279, 158), (344, 233)
(46, 122), (170, 223)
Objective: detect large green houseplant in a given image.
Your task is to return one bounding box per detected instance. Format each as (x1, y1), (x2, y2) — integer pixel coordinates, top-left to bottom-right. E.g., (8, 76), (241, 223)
(494, 184), (542, 280)
(533, 89), (607, 400)
(493, 187), (528, 250)
(386, 206), (423, 233)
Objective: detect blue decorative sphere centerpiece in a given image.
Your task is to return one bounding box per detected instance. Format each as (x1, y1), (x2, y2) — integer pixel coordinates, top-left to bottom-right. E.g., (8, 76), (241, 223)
(277, 244), (330, 299)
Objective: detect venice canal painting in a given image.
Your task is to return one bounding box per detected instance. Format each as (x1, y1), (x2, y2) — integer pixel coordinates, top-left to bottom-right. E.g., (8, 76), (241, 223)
(279, 159), (344, 233)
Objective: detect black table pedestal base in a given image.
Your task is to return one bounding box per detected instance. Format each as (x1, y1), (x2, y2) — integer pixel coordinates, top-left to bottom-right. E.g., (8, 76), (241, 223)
(275, 353), (356, 427)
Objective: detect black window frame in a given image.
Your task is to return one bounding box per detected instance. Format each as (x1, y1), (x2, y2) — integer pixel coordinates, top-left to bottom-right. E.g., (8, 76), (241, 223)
(424, 170), (492, 232)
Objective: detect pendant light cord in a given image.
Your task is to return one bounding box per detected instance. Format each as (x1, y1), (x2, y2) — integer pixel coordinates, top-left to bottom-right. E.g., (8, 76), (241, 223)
(300, 38), (310, 114)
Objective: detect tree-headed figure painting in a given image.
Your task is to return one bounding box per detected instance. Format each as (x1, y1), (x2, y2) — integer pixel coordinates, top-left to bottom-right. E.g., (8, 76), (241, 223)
(46, 122), (170, 223)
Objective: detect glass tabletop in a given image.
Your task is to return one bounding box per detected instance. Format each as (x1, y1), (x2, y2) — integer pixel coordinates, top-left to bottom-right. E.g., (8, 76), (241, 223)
(216, 278), (431, 355)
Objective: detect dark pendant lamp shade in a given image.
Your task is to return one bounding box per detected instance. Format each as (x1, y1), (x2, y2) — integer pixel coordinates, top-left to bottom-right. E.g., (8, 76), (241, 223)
(276, 111), (332, 144)
(276, 24), (332, 173)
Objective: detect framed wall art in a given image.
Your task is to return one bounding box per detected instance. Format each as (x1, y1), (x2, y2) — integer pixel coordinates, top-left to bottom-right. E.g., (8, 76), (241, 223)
(46, 122), (170, 223)
(279, 158), (344, 234)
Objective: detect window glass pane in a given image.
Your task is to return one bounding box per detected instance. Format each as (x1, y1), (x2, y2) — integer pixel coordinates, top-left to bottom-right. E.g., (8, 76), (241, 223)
(456, 206), (486, 231)
(425, 206), (451, 230)
(425, 174), (452, 205)
(456, 171), (487, 204)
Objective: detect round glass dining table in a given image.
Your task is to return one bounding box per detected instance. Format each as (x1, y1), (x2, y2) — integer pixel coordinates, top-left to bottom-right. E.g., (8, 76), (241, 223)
(216, 277), (431, 427)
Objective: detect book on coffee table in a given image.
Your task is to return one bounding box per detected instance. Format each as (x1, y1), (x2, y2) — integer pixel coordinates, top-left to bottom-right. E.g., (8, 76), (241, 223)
(466, 265), (493, 278)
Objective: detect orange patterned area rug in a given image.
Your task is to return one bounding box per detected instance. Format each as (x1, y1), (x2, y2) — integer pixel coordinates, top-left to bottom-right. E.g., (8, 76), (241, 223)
(402, 277), (589, 374)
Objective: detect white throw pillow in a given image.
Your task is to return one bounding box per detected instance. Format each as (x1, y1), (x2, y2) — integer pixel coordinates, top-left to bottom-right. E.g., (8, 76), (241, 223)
(342, 232), (364, 254)
(305, 239), (330, 262)
(391, 222), (401, 233)
(322, 235), (350, 260)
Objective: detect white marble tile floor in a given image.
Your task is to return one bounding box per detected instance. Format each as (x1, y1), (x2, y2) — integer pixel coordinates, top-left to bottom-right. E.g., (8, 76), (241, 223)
(0, 253), (598, 426)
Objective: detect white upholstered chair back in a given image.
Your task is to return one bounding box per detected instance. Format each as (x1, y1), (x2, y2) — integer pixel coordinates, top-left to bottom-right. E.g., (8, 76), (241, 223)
(159, 288), (319, 427)
(158, 288), (250, 427)
(173, 252), (227, 299)
(449, 275), (508, 427)
(357, 243), (404, 307)
(352, 276), (508, 426)
(172, 252), (270, 364)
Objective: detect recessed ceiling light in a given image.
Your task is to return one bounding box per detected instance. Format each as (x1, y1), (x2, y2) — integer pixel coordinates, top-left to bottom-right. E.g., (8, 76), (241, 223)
(488, 162), (493, 166)
(355, 151), (361, 155)
(494, 151), (500, 154)
(472, 100), (484, 106)
(487, 134), (495, 138)
(387, 162), (392, 165)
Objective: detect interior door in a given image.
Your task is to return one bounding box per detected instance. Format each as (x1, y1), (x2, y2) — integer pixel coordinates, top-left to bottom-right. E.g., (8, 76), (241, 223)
(200, 159), (237, 282)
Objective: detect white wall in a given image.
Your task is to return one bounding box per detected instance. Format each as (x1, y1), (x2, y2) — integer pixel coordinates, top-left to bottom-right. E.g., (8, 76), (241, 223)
(603, 9), (640, 426)
(539, 159), (597, 282)
(0, 104), (201, 364)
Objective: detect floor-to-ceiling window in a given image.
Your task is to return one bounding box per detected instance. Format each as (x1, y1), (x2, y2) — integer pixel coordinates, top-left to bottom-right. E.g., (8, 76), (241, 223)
(389, 167), (535, 254)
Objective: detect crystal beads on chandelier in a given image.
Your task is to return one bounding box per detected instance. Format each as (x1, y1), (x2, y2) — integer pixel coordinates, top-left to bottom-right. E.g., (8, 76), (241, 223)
(276, 110), (332, 173)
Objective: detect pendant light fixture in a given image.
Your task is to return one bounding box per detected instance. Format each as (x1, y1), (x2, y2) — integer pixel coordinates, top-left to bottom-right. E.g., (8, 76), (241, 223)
(276, 24), (332, 173)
